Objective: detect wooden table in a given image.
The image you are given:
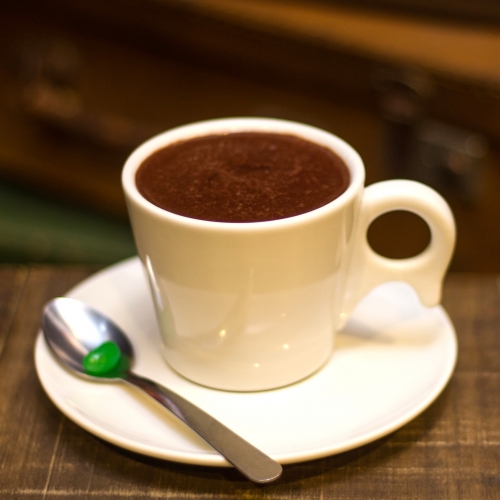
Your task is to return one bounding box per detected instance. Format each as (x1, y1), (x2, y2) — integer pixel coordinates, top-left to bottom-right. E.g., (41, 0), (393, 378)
(0, 265), (498, 498)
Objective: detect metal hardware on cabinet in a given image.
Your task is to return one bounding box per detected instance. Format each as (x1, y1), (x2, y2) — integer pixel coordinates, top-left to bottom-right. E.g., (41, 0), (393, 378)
(16, 38), (157, 150)
(374, 67), (488, 204)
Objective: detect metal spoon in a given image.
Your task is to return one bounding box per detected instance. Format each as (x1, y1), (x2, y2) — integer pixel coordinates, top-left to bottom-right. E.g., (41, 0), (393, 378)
(42, 297), (282, 483)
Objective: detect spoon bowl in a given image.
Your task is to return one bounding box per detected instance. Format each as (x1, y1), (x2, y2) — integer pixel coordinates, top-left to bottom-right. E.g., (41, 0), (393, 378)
(42, 297), (282, 483)
(43, 298), (133, 379)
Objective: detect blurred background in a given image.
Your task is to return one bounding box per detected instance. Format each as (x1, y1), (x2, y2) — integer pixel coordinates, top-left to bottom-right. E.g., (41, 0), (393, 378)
(1, 0), (499, 270)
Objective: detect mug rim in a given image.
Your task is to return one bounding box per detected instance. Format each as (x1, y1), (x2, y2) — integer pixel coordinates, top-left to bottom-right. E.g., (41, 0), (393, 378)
(122, 117), (365, 232)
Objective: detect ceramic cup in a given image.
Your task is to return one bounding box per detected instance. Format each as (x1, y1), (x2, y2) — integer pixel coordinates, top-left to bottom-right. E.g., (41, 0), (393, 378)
(122, 117), (456, 391)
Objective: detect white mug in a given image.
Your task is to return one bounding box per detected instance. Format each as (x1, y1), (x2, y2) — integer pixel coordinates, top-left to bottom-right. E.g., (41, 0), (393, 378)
(122, 118), (455, 391)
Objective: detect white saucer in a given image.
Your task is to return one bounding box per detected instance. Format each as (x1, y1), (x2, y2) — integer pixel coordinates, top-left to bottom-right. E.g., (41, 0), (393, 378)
(35, 257), (457, 466)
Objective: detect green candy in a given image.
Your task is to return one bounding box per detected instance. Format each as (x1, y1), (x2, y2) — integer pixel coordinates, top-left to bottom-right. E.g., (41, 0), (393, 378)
(83, 341), (122, 376)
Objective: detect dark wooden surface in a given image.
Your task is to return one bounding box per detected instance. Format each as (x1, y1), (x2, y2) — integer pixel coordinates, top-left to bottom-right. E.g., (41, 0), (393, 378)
(0, 265), (499, 499)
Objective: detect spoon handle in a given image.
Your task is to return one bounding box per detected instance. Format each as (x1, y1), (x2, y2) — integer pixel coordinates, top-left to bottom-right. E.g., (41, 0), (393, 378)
(123, 372), (282, 483)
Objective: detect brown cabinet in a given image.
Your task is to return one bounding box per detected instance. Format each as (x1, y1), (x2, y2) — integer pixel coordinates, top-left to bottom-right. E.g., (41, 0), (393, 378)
(1, 0), (499, 270)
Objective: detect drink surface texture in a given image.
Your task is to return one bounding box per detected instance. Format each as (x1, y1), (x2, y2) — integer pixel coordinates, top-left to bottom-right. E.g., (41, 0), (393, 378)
(136, 132), (350, 223)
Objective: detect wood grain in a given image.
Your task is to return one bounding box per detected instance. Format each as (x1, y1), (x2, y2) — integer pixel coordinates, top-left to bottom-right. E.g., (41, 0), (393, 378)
(0, 267), (499, 498)
(193, 0), (500, 86)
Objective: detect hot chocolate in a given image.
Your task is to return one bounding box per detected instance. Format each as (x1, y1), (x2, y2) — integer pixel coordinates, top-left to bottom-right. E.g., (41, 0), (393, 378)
(135, 132), (350, 223)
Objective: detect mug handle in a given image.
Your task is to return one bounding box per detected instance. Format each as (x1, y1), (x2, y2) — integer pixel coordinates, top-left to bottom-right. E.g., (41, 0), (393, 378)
(340, 179), (456, 326)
